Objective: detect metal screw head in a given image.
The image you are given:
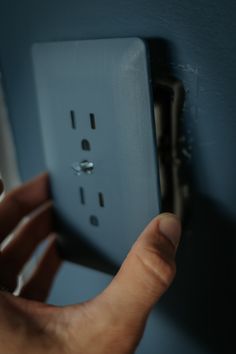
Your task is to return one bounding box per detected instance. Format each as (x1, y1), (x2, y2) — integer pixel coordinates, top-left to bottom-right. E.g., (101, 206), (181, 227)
(80, 160), (94, 174)
(71, 160), (94, 176)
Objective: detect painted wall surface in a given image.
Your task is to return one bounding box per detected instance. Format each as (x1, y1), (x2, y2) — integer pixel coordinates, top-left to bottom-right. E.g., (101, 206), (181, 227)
(0, 1), (235, 353)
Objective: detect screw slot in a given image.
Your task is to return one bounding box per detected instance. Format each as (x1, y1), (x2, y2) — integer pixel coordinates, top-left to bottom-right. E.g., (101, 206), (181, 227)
(80, 160), (94, 174)
(71, 160), (94, 176)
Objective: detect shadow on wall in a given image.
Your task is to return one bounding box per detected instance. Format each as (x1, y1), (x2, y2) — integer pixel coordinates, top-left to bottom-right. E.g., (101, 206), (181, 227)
(148, 39), (235, 354)
(159, 194), (236, 354)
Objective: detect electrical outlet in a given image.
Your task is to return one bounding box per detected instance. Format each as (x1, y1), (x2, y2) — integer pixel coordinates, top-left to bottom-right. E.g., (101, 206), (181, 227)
(32, 38), (161, 273)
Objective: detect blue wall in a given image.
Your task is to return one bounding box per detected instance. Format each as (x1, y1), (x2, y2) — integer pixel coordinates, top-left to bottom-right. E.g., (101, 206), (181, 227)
(0, 1), (235, 353)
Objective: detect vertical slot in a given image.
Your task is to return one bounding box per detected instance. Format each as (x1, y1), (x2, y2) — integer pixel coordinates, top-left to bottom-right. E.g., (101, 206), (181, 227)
(79, 187), (85, 205)
(90, 113), (96, 129)
(98, 192), (104, 207)
(70, 110), (76, 129)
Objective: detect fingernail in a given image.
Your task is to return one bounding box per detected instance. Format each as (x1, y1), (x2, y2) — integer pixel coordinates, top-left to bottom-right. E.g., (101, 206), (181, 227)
(159, 214), (181, 248)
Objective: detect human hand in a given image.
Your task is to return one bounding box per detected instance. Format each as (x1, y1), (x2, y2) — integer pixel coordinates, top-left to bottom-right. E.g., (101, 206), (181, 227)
(0, 174), (181, 354)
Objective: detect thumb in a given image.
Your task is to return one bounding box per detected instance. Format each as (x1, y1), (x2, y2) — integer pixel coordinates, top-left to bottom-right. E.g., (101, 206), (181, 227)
(100, 213), (181, 325)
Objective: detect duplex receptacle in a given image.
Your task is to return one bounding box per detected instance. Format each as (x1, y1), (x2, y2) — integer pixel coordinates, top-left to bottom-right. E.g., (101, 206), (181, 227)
(69, 108), (105, 226)
(33, 38), (162, 272)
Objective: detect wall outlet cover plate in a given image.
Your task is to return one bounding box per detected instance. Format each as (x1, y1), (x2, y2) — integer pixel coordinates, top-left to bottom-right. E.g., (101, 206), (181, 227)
(33, 38), (161, 272)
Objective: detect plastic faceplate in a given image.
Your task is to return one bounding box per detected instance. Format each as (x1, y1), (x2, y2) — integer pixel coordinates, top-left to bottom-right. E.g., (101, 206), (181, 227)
(33, 38), (161, 268)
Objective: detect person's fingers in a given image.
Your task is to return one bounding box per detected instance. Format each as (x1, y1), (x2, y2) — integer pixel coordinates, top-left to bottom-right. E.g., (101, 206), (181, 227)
(19, 237), (61, 302)
(0, 173), (49, 243)
(0, 179), (4, 195)
(0, 202), (54, 292)
(99, 213), (181, 326)
(62, 214), (181, 353)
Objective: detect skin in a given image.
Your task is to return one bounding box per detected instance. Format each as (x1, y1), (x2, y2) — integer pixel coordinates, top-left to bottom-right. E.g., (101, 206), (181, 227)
(0, 173), (181, 354)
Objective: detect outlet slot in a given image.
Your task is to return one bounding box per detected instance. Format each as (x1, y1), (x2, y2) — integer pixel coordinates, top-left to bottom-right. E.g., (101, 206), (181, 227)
(70, 110), (76, 129)
(90, 113), (96, 129)
(98, 192), (104, 207)
(81, 139), (91, 151)
(79, 187), (85, 205)
(90, 215), (99, 226)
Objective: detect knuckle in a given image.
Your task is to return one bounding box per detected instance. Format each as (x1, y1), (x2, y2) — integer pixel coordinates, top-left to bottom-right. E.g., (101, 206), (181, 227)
(135, 246), (176, 288)
(159, 259), (176, 286)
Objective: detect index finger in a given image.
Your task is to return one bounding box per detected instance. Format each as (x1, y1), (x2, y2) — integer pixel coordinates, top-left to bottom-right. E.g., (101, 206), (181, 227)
(0, 173), (50, 242)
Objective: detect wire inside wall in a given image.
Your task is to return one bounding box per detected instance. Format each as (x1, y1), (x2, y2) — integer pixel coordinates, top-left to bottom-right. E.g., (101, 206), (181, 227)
(0, 72), (20, 193)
